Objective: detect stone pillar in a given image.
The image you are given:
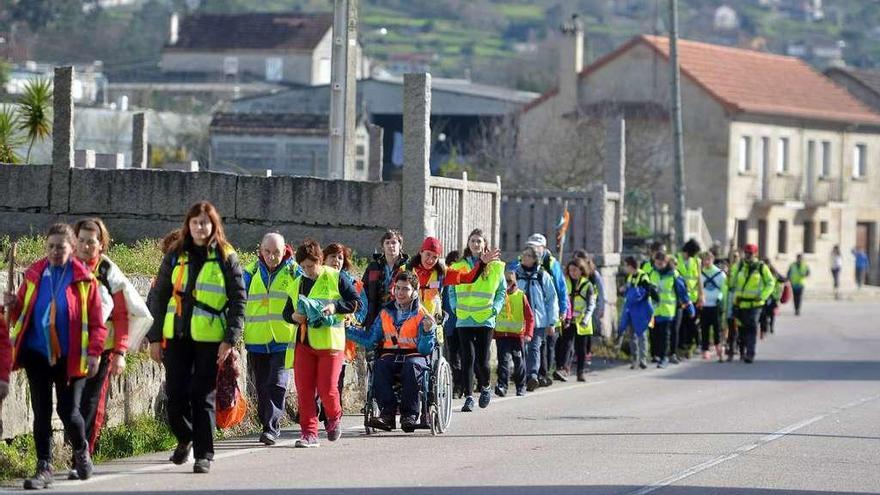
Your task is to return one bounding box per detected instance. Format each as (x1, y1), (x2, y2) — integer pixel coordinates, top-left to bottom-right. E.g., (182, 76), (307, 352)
(493, 175), (502, 248)
(401, 73), (433, 249)
(131, 112), (148, 169)
(458, 171), (468, 249)
(604, 117), (625, 195)
(586, 182), (622, 338)
(95, 153), (125, 169)
(51, 66), (75, 214)
(367, 123), (384, 181)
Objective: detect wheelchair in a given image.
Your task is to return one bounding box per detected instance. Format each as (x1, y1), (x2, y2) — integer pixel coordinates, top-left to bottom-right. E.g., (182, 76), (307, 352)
(362, 344), (453, 435)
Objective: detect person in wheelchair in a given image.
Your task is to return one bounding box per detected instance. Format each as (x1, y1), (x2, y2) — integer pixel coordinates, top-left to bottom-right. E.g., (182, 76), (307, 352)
(346, 271), (437, 432)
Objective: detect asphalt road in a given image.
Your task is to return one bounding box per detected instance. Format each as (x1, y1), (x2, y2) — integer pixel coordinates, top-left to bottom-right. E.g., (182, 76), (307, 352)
(24, 301), (880, 494)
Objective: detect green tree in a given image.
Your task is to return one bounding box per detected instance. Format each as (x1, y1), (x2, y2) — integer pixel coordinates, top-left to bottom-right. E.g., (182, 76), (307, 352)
(0, 107), (23, 164)
(17, 78), (53, 165)
(0, 61), (10, 95)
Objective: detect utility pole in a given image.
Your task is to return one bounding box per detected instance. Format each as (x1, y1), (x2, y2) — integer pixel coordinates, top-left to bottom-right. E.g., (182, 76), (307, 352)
(328, 0), (358, 179)
(668, 0), (686, 247)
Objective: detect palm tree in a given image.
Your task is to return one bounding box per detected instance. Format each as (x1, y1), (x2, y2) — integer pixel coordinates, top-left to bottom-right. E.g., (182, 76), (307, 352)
(0, 106), (23, 164)
(18, 78), (53, 164)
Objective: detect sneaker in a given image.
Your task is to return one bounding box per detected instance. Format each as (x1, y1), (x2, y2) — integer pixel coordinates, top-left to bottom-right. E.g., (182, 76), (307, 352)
(461, 396), (475, 412)
(639, 361), (648, 369)
(515, 387), (525, 397)
(744, 356), (754, 364)
(259, 432), (277, 446)
(629, 363), (637, 370)
(657, 358), (669, 369)
(577, 372), (586, 382)
(478, 388), (491, 409)
(68, 468), (79, 480)
(726, 354), (734, 363)
(651, 356), (659, 363)
(526, 376), (539, 392)
(326, 419), (342, 442)
(552, 370), (568, 382)
(74, 447), (93, 480)
(670, 354), (681, 365)
(170, 441), (193, 465)
(494, 385), (506, 397)
(24, 461), (53, 490)
(539, 376), (553, 387)
(400, 416), (418, 433)
(367, 414), (396, 431)
(193, 458), (211, 474)
(294, 435), (320, 448)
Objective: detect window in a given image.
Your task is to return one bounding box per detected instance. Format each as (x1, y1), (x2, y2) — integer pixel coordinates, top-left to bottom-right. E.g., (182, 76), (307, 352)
(356, 159), (365, 171)
(738, 136), (752, 172)
(356, 144), (366, 157)
(777, 137), (789, 173)
(803, 221), (815, 254)
(807, 140), (816, 176)
(760, 136), (769, 173)
(777, 220), (788, 254)
(853, 144), (867, 178)
(820, 220), (829, 236)
(736, 219), (748, 247)
(821, 141), (832, 177)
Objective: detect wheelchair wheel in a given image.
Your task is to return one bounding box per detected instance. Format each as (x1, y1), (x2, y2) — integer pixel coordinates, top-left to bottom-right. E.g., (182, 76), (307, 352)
(433, 357), (453, 434)
(363, 364), (378, 435)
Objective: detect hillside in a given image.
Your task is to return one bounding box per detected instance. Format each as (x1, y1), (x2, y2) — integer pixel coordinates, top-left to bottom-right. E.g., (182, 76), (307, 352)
(4, 0), (880, 93)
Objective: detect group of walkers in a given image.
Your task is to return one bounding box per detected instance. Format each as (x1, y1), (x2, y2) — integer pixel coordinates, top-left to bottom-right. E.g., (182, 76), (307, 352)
(0, 199), (822, 489)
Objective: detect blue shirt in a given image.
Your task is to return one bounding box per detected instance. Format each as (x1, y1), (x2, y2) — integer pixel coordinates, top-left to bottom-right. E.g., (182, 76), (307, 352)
(26, 263), (74, 359)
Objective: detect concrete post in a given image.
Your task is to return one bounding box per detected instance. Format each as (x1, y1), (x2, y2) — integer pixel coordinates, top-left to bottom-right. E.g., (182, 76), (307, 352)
(493, 175), (502, 247)
(367, 123), (384, 181)
(132, 112), (148, 169)
(458, 171), (468, 249)
(51, 66), (75, 214)
(605, 117), (625, 254)
(328, 0), (359, 180)
(401, 73), (432, 250)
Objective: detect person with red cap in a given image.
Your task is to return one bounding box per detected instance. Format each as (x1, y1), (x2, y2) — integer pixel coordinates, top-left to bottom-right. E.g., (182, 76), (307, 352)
(405, 236), (500, 321)
(727, 243), (776, 363)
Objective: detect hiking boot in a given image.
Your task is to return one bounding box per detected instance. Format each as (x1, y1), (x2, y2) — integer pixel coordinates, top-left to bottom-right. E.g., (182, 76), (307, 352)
(170, 441), (192, 465)
(24, 460), (53, 490)
(326, 419), (342, 442)
(494, 385), (506, 397)
(539, 376), (553, 387)
(577, 372), (586, 382)
(259, 432), (277, 446)
(669, 354), (681, 365)
(74, 447), (93, 480)
(552, 370), (568, 382)
(478, 388), (491, 409)
(657, 358), (669, 369)
(294, 435), (320, 448)
(515, 387), (525, 397)
(744, 356), (754, 364)
(400, 416), (418, 433)
(461, 396), (475, 412)
(193, 458), (211, 474)
(526, 376), (539, 392)
(368, 414), (396, 432)
(639, 361), (648, 369)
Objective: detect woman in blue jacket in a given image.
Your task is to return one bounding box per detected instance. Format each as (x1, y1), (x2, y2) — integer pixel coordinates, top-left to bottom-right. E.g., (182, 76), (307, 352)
(618, 257), (654, 369)
(516, 246), (559, 392)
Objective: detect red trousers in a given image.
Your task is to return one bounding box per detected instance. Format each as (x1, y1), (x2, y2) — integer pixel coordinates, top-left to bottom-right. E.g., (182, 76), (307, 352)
(293, 343), (344, 437)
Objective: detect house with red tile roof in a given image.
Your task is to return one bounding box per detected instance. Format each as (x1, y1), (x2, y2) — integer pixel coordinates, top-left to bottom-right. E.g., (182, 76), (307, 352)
(518, 33), (880, 288)
(160, 12), (369, 86)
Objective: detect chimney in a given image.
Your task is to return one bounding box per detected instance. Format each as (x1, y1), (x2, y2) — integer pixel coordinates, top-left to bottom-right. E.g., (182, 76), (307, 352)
(169, 12), (180, 45)
(558, 14), (584, 110)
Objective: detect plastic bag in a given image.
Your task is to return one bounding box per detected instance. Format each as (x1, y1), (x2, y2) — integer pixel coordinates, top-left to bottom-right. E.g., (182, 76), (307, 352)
(216, 351), (247, 429)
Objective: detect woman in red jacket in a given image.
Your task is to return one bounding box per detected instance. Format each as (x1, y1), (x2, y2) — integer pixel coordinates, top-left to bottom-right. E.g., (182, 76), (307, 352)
(3, 223), (106, 489)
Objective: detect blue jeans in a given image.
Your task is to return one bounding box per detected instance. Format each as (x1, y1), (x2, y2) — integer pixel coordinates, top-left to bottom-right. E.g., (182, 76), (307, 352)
(526, 327), (547, 379)
(248, 351), (291, 437)
(372, 354), (427, 418)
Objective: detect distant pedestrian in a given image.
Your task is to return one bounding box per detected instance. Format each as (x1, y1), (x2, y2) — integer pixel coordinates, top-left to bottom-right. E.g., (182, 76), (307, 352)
(830, 245), (842, 299)
(728, 244), (775, 363)
(700, 251), (726, 361)
(786, 254), (809, 315)
(618, 256), (654, 370)
(493, 270), (534, 397)
(853, 248), (869, 289)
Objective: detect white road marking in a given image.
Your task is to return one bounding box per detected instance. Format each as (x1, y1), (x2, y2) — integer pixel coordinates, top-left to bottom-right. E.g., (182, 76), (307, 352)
(625, 393), (880, 495)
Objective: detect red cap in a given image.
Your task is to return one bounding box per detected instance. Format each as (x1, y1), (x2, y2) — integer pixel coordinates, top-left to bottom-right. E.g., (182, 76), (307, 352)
(421, 236), (442, 255)
(743, 243), (758, 254)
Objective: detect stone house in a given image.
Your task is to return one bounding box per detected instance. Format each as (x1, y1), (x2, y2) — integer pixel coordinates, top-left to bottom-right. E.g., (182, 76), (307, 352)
(160, 12), (369, 86)
(826, 67), (880, 114)
(519, 32), (880, 288)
